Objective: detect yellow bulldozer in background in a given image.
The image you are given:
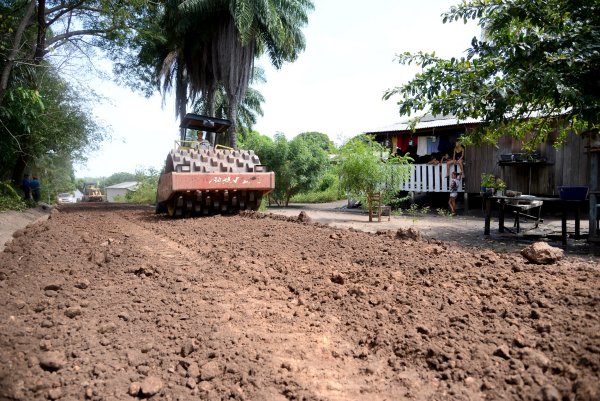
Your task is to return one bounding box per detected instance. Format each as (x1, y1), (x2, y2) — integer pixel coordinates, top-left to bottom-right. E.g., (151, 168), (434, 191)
(81, 183), (106, 202)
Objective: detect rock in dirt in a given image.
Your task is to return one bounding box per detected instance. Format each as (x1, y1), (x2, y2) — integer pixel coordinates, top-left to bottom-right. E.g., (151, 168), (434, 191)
(12, 229), (25, 238)
(181, 339), (198, 357)
(519, 347), (550, 371)
(187, 362), (200, 379)
(128, 381), (141, 396)
(140, 376), (163, 396)
(97, 322), (117, 334)
(39, 351), (66, 371)
(47, 387), (62, 400)
(297, 211), (312, 223)
(520, 242), (563, 264)
(330, 272), (345, 285)
(493, 345), (511, 360)
(74, 279), (90, 289)
(395, 227), (421, 241)
(44, 283), (62, 291)
(200, 361), (220, 381)
(539, 384), (561, 401)
(572, 380), (599, 401)
(64, 306), (82, 318)
(186, 377), (197, 389)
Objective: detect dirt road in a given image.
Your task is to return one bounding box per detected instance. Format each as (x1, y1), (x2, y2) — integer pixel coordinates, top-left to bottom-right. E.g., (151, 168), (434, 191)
(1, 203), (598, 400)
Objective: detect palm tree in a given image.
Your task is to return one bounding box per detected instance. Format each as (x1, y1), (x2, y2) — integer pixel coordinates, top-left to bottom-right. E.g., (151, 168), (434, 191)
(143, 0), (312, 146)
(191, 66), (265, 134)
(176, 0), (313, 147)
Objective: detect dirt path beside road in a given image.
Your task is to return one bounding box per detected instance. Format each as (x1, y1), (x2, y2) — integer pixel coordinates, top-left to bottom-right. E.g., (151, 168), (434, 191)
(0, 206), (50, 252)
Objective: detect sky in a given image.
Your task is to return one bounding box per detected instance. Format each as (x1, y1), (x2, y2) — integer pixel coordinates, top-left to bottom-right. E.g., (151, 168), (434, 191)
(75, 0), (479, 178)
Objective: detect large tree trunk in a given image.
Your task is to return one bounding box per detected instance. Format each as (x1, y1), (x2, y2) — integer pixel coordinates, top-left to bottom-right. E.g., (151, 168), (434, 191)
(11, 153), (29, 187)
(34, 0), (47, 62)
(0, 0), (36, 106)
(175, 55), (187, 141)
(205, 88), (216, 145)
(227, 93), (238, 149)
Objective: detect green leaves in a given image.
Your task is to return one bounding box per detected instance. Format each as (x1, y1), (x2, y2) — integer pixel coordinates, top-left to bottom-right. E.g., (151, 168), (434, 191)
(388, 0), (600, 147)
(337, 135), (411, 199)
(239, 130), (328, 206)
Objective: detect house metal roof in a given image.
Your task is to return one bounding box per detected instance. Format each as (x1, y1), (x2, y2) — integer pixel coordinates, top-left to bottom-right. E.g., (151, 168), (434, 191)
(366, 114), (481, 134)
(106, 181), (139, 190)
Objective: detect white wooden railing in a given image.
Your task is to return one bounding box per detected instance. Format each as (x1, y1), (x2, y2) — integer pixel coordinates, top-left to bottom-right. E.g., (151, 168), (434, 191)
(400, 163), (464, 193)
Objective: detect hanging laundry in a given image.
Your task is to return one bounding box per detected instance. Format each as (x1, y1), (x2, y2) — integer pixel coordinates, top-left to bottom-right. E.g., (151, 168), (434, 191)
(396, 135), (411, 153)
(416, 136), (428, 156)
(427, 137), (438, 154)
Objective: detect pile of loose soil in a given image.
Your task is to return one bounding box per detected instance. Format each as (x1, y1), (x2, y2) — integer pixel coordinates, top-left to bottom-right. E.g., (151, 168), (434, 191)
(0, 203), (598, 400)
(0, 206), (49, 251)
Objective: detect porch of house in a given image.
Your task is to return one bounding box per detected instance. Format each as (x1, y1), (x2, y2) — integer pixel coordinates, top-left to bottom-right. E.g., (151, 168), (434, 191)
(399, 163), (465, 193)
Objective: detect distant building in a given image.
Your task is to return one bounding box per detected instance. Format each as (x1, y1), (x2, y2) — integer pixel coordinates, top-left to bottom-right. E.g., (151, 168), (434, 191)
(105, 181), (139, 202)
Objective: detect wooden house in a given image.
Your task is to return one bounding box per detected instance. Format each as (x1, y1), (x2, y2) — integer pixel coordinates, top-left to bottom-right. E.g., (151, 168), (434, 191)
(367, 114), (591, 197)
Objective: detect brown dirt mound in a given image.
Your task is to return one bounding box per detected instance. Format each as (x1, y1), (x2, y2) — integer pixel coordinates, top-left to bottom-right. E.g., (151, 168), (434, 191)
(0, 203), (598, 400)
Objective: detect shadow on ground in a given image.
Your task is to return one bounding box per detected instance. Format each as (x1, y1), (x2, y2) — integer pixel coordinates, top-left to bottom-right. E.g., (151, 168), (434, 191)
(267, 201), (600, 257)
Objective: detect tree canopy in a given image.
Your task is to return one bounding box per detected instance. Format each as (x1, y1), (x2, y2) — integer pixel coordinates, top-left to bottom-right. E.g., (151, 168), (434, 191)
(384, 0), (600, 148)
(191, 66), (265, 132)
(1, 0), (150, 183)
(240, 131), (328, 206)
(116, 0), (313, 148)
(295, 131), (336, 153)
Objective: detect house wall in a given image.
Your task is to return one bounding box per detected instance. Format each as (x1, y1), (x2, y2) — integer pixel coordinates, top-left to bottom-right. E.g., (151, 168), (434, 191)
(465, 132), (588, 195)
(378, 130), (589, 196)
(106, 188), (128, 202)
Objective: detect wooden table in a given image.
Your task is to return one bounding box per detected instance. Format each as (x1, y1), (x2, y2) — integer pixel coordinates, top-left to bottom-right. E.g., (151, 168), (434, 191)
(484, 195), (585, 245)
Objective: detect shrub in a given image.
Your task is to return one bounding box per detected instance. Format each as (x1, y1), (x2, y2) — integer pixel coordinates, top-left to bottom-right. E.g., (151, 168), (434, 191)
(290, 172), (343, 203)
(0, 181), (27, 211)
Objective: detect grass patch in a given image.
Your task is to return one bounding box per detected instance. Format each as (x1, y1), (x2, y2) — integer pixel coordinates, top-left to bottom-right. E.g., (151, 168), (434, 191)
(436, 208), (452, 217)
(290, 187), (343, 203)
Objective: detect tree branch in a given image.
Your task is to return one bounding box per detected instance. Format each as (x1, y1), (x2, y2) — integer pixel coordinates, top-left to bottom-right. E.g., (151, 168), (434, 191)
(45, 29), (107, 47)
(45, 0), (87, 26)
(0, 0), (36, 105)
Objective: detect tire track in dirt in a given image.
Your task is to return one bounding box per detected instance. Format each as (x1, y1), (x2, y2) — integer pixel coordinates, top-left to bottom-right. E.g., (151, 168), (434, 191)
(123, 209), (411, 400)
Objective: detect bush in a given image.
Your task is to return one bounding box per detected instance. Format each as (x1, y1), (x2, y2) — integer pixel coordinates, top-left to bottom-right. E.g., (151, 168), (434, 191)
(0, 181), (27, 211)
(123, 168), (159, 204)
(318, 173), (337, 192)
(290, 187), (342, 203)
(258, 198), (268, 211)
(125, 180), (157, 204)
(290, 172), (343, 203)
(383, 191), (411, 209)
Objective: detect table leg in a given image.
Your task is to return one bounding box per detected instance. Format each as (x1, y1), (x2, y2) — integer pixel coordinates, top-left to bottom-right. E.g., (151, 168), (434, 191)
(484, 197), (491, 235)
(561, 201), (567, 245)
(499, 201), (505, 233)
(574, 202), (581, 238)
